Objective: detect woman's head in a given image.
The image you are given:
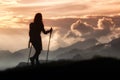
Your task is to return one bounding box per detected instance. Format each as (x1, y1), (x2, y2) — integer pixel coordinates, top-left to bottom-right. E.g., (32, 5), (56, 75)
(34, 13), (42, 23)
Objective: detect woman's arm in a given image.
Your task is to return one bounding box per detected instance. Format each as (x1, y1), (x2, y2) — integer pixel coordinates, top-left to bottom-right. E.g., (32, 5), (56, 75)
(41, 23), (52, 34)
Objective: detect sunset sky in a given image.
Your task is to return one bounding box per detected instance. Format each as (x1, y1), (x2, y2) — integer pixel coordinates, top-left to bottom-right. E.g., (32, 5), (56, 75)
(1, 0), (120, 28)
(0, 0), (120, 51)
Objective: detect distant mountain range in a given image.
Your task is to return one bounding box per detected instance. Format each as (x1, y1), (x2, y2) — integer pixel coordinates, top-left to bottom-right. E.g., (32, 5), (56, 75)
(55, 37), (120, 60)
(0, 37), (120, 70)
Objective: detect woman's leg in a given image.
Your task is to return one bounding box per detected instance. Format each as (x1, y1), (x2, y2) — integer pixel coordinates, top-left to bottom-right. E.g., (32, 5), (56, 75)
(33, 48), (41, 64)
(30, 42), (37, 65)
(31, 41), (41, 65)
(35, 49), (41, 64)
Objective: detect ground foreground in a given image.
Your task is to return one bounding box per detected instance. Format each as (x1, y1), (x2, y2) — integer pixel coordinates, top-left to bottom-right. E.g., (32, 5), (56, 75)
(0, 57), (120, 78)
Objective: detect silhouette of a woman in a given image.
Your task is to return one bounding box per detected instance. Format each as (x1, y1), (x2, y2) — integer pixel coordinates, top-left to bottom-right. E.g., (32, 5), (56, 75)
(29, 13), (52, 65)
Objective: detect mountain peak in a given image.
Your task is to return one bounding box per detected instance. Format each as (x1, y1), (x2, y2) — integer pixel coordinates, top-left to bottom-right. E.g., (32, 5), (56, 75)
(110, 37), (120, 49)
(69, 38), (98, 50)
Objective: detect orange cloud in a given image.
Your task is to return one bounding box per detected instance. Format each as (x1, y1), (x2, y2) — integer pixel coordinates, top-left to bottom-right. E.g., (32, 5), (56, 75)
(1, 0), (120, 22)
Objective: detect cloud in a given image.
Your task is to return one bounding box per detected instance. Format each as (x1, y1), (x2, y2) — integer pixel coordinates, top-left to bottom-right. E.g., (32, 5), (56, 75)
(93, 17), (115, 40)
(65, 17), (118, 43)
(97, 17), (115, 29)
(65, 31), (79, 38)
(71, 20), (94, 35)
(17, 0), (40, 4)
(1, 14), (120, 51)
(0, 0), (17, 4)
(44, 18), (78, 28)
(6, 6), (45, 16)
(111, 16), (120, 27)
(1, 0), (120, 19)
(6, 3), (89, 18)
(14, 17), (79, 29)
(65, 19), (94, 38)
(17, 0), (75, 5)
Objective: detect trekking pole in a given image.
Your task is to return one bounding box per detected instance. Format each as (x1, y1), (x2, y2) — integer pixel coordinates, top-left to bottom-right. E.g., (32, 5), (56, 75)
(27, 43), (32, 64)
(46, 28), (52, 63)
